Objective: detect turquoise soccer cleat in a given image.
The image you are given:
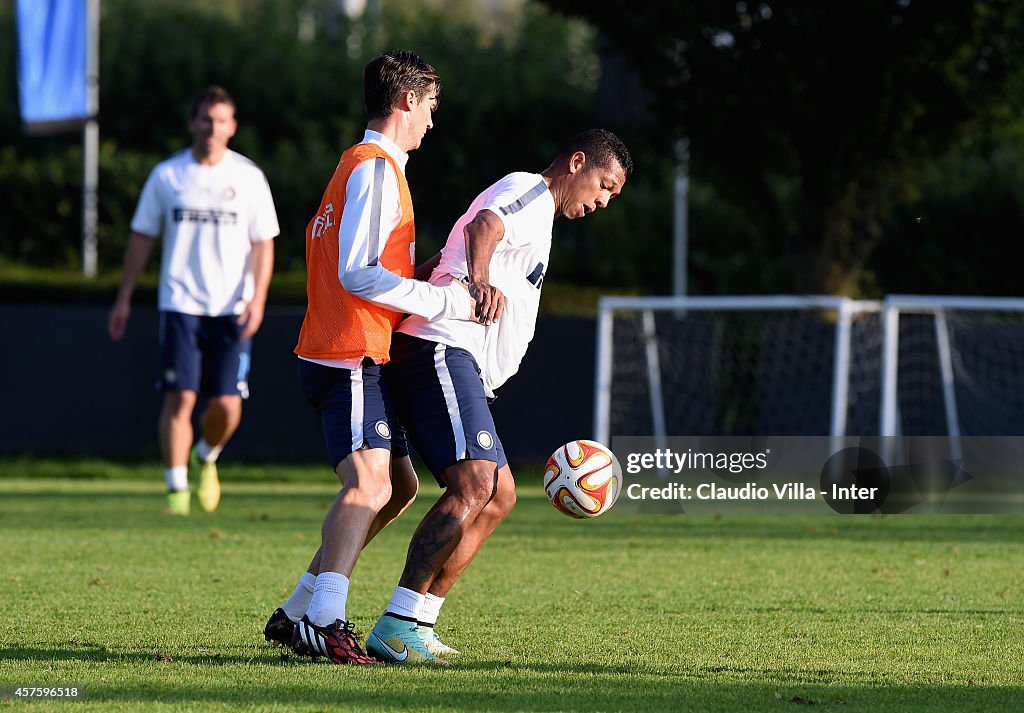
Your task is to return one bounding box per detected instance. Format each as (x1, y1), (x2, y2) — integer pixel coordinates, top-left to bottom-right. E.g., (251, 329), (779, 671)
(366, 614), (449, 665)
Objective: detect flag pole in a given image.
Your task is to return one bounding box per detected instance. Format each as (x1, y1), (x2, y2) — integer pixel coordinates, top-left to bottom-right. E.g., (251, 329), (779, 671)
(82, 0), (100, 278)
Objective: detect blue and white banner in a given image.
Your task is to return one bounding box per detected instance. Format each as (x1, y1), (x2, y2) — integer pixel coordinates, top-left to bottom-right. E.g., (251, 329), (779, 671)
(16, 0), (92, 130)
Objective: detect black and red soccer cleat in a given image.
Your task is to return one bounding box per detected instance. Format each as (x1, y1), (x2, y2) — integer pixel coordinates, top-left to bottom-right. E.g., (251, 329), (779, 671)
(264, 608), (299, 649)
(291, 615), (378, 665)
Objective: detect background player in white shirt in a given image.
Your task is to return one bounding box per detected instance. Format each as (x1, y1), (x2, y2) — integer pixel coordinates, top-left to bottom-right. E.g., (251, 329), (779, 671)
(107, 86), (279, 516)
(367, 129), (633, 663)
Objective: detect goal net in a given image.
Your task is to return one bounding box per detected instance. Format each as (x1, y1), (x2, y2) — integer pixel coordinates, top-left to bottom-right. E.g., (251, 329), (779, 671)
(594, 295), (1024, 442)
(881, 296), (1024, 437)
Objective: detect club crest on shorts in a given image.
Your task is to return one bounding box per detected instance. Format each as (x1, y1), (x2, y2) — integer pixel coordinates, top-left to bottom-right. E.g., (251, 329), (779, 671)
(476, 430), (494, 449)
(164, 369), (177, 384)
(375, 421), (392, 440)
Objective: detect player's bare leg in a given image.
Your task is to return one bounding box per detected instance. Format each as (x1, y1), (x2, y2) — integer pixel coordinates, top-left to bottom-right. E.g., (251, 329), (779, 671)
(288, 447), (394, 664)
(413, 464), (515, 655)
(159, 390), (197, 469)
(159, 390), (196, 514)
(366, 458), (498, 664)
(301, 454), (419, 576)
(193, 394), (242, 512)
(318, 447), (395, 576)
(428, 464), (515, 597)
(268, 455), (417, 653)
(397, 458), (498, 593)
(200, 394), (242, 452)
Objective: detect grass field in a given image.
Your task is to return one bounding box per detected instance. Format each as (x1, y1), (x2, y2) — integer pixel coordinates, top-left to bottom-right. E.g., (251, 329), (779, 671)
(1, 459), (1022, 712)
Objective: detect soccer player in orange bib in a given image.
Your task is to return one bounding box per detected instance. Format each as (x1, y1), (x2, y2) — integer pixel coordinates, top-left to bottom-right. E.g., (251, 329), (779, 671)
(262, 50), (486, 665)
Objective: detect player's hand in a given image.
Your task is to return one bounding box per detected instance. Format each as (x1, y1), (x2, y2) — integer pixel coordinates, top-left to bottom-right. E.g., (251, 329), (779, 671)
(446, 276), (479, 322)
(108, 301), (130, 341)
(237, 300), (265, 340)
(468, 281), (505, 326)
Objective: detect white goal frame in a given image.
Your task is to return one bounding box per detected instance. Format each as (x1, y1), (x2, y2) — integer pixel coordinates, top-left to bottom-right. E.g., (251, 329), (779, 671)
(879, 295), (1024, 437)
(593, 295), (883, 444)
(596, 294), (1024, 443)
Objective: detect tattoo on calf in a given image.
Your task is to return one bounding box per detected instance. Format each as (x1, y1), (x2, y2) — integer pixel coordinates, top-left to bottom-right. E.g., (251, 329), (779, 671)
(404, 510), (461, 589)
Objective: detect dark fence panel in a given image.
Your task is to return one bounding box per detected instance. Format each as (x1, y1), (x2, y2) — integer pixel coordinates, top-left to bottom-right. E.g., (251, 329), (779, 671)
(0, 305), (595, 468)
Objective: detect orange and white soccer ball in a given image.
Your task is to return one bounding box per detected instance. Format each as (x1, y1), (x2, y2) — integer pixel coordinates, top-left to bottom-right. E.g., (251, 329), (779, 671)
(543, 440), (622, 518)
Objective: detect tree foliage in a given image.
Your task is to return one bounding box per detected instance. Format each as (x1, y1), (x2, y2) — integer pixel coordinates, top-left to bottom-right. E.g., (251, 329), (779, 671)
(1, 0), (649, 286)
(4, 0), (1024, 297)
(541, 0), (1024, 294)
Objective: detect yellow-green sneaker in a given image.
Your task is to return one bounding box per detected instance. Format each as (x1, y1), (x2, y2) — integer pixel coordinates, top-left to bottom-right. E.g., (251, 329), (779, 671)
(366, 614), (448, 665)
(165, 489), (191, 516)
(193, 447), (221, 512)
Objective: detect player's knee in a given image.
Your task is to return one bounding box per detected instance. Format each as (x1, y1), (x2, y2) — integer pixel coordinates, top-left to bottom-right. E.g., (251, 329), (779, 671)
(390, 476), (417, 511)
(340, 471), (393, 512)
(366, 473), (395, 511)
(491, 469), (517, 516)
(445, 460), (499, 512)
(206, 395), (240, 419)
(163, 391), (197, 419)
(494, 482), (516, 516)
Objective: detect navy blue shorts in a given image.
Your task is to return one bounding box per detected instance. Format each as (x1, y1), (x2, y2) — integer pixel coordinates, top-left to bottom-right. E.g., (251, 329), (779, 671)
(158, 311), (251, 398)
(297, 358), (409, 470)
(384, 332), (507, 484)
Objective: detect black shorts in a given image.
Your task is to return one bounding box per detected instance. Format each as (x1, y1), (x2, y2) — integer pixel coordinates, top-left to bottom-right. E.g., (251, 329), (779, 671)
(158, 311), (251, 397)
(384, 332), (507, 484)
(297, 358), (410, 470)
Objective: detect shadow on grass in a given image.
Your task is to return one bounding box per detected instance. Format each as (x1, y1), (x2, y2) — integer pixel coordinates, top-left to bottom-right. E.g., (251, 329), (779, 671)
(0, 643), (287, 667)
(2, 653), (1021, 711)
(2, 487), (1023, 545)
(3, 644), (1021, 711)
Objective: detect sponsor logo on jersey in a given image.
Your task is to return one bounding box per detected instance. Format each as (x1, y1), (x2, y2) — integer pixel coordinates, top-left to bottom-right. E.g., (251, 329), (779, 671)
(173, 208), (239, 225)
(527, 261), (546, 288)
(311, 202), (335, 239)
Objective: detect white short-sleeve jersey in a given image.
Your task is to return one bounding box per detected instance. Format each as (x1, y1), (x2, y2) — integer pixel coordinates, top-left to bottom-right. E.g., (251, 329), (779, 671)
(398, 172), (554, 396)
(131, 148), (280, 316)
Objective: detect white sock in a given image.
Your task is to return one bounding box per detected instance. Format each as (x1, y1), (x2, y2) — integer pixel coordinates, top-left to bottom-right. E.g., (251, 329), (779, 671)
(281, 572), (316, 622)
(164, 466), (189, 492)
(306, 572), (350, 626)
(196, 438), (223, 463)
(418, 593), (445, 627)
(385, 586), (425, 620)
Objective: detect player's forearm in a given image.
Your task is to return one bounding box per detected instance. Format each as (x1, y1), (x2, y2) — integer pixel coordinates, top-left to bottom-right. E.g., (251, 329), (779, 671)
(465, 212), (502, 283)
(249, 240), (275, 307)
(114, 233), (156, 305)
(341, 266), (469, 321)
